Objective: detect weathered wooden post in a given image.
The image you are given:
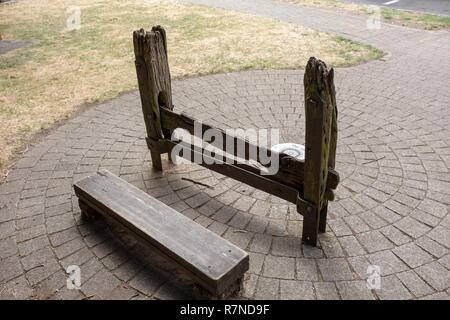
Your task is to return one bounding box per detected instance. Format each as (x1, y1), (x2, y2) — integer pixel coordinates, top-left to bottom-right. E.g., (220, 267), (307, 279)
(301, 57), (338, 246)
(133, 26), (173, 170)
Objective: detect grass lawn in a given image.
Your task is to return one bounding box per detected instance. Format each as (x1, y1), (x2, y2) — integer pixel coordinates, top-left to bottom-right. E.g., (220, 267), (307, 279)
(279, 0), (450, 30)
(0, 0), (384, 174)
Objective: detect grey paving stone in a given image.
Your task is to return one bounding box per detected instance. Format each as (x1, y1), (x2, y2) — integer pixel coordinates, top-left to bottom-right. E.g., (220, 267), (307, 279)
(15, 214), (45, 230)
(376, 275), (413, 300)
(197, 199), (223, 217)
(265, 219), (286, 237)
(368, 250), (409, 276)
(154, 280), (192, 300)
(418, 198), (448, 219)
(343, 215), (370, 233)
(327, 218), (353, 237)
(246, 215), (269, 233)
(185, 193), (210, 208)
(242, 274), (258, 299)
(338, 235), (366, 256)
(207, 220), (228, 236)
(212, 206), (236, 224)
(79, 258), (104, 285)
(0, 237), (18, 259)
(317, 258), (354, 281)
(426, 226), (450, 249)
(254, 277), (279, 300)
(0, 221), (15, 240)
(0, 207), (16, 223)
(396, 270), (434, 297)
(279, 280), (314, 300)
(394, 217), (431, 239)
(16, 224), (46, 242)
(415, 236), (448, 258)
(129, 268), (166, 296)
(81, 270), (121, 299)
(263, 255), (295, 279)
(49, 227), (80, 247)
(233, 196), (255, 212)
(356, 230), (394, 253)
(392, 243), (434, 268)
(223, 228), (253, 250)
(46, 213), (74, 234)
(249, 233), (272, 254)
(419, 292), (450, 300)
(438, 254), (450, 269)
(0, 255), (23, 283)
(107, 285), (141, 300)
(271, 236), (301, 257)
(91, 239), (119, 259)
(379, 225), (411, 246)
(320, 235), (345, 258)
(18, 235), (49, 256)
(336, 281), (374, 300)
(83, 231), (109, 248)
(32, 270), (67, 299)
(61, 247), (93, 270)
(228, 212), (252, 229)
(25, 259), (60, 286)
(249, 200), (270, 216)
(21, 247), (54, 271)
(268, 204), (288, 219)
(296, 258), (319, 281)
(0, 275), (33, 300)
(302, 245), (324, 259)
(314, 282), (340, 300)
(415, 262), (450, 291)
(248, 252), (265, 274)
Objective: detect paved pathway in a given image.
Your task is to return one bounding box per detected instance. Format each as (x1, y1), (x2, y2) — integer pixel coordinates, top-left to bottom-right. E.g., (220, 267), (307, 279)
(340, 0), (450, 16)
(1, 0), (449, 300)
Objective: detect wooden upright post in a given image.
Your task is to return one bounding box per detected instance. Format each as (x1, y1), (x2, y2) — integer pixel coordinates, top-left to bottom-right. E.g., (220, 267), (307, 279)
(318, 68), (338, 233)
(301, 57), (336, 246)
(133, 26), (173, 170)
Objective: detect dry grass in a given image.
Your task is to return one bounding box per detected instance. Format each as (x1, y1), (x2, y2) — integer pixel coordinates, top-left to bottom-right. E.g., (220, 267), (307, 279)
(279, 0), (450, 30)
(0, 0), (383, 170)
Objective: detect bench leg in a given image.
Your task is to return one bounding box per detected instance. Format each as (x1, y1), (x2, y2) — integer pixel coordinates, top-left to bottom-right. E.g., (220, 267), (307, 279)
(194, 276), (244, 300)
(319, 201), (328, 233)
(216, 276), (244, 300)
(79, 200), (98, 220)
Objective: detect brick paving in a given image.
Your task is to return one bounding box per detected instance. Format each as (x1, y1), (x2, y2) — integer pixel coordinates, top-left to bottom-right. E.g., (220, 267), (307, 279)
(0, 0), (449, 300)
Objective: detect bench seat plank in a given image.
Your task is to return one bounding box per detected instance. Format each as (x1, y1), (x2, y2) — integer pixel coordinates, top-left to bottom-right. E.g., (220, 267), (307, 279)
(73, 170), (249, 296)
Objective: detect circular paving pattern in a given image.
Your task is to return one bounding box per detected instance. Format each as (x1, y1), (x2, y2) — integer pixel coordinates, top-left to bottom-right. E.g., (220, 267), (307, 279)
(0, 67), (448, 300)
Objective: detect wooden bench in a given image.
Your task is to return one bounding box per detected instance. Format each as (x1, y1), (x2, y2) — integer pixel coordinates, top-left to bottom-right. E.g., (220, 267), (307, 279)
(73, 169), (249, 298)
(133, 26), (340, 247)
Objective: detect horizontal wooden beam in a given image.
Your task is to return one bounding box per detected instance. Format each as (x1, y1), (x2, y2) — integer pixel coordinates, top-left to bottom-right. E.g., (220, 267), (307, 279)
(160, 108), (339, 190)
(167, 140), (300, 205)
